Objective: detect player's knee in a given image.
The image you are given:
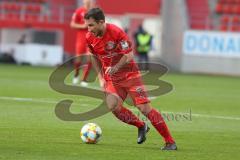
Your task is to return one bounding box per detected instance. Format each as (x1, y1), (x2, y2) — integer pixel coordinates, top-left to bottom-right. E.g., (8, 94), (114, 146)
(107, 102), (118, 111)
(106, 94), (121, 111)
(136, 103), (152, 115)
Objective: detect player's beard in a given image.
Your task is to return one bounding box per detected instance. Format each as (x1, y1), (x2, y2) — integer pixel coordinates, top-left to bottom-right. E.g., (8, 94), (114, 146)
(95, 30), (103, 37)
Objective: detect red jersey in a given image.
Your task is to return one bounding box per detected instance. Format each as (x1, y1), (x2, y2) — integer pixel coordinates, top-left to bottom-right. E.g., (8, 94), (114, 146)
(72, 7), (88, 41)
(86, 23), (140, 82)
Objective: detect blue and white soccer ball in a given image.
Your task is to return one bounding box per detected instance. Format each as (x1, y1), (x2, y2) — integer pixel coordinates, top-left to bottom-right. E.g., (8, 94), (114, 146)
(80, 123), (102, 144)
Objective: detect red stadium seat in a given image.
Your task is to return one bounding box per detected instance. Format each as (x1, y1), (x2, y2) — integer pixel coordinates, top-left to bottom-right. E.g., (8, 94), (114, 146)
(229, 5), (236, 14)
(32, 0), (46, 3)
(232, 15), (240, 24)
(215, 0), (240, 31)
(231, 25), (240, 31)
(220, 24), (229, 31)
(10, 4), (21, 11)
(232, 5), (239, 14)
(215, 3), (224, 13)
(32, 5), (41, 13)
(42, 15), (49, 22)
(2, 3), (21, 11)
(235, 0), (240, 4)
(235, 5), (240, 14)
(218, 0), (225, 4)
(187, 0), (211, 30)
(24, 14), (39, 22)
(226, 0), (235, 3)
(5, 12), (21, 20)
(3, 3), (13, 10)
(26, 5), (41, 13)
(221, 15), (231, 24)
(223, 4), (232, 14)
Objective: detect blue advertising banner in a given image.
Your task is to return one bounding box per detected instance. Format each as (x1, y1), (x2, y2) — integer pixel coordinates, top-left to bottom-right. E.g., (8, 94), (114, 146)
(183, 30), (240, 57)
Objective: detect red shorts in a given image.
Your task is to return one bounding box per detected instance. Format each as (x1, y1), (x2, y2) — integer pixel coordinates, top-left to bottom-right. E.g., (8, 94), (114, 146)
(76, 31), (88, 55)
(76, 39), (87, 55)
(104, 77), (150, 106)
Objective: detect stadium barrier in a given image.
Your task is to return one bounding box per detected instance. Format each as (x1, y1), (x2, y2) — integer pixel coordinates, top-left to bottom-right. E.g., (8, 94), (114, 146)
(181, 30), (240, 76)
(0, 43), (63, 66)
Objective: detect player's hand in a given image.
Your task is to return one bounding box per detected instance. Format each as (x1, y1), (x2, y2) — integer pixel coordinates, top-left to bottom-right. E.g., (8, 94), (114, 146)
(99, 77), (106, 89)
(105, 66), (119, 75)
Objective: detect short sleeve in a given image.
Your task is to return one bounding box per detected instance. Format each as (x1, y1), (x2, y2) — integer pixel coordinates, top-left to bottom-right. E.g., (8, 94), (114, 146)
(116, 29), (132, 54)
(72, 8), (85, 24)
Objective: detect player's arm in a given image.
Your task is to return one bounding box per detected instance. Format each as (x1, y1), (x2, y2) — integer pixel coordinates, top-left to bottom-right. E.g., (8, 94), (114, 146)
(105, 28), (134, 75)
(91, 54), (105, 88)
(70, 13), (87, 29)
(105, 51), (134, 75)
(70, 20), (87, 29)
(91, 54), (103, 79)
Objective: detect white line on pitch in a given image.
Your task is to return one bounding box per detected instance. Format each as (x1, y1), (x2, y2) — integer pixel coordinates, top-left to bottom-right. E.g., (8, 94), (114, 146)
(130, 109), (240, 121)
(0, 96), (89, 106)
(0, 96), (240, 121)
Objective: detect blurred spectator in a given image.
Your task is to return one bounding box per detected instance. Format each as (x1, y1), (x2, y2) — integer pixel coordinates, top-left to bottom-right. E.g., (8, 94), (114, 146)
(0, 48), (16, 64)
(18, 34), (27, 44)
(134, 25), (152, 70)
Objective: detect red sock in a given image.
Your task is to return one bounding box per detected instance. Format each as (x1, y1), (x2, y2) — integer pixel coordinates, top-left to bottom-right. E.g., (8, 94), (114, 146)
(147, 108), (175, 143)
(113, 106), (145, 128)
(82, 62), (92, 81)
(74, 61), (81, 77)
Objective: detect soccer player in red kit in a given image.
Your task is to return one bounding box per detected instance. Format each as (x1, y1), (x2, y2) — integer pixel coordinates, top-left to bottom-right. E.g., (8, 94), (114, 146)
(84, 8), (177, 150)
(70, 0), (94, 86)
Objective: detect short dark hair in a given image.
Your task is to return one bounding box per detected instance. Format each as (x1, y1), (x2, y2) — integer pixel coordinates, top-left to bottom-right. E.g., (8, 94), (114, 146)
(84, 8), (105, 21)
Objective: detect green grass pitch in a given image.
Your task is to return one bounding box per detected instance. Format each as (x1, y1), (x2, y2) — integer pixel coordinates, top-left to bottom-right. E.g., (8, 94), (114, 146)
(0, 64), (239, 160)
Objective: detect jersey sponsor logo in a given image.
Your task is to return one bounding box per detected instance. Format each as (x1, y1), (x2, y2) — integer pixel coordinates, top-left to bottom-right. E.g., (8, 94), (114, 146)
(136, 86), (146, 98)
(105, 41), (116, 51)
(120, 41), (130, 50)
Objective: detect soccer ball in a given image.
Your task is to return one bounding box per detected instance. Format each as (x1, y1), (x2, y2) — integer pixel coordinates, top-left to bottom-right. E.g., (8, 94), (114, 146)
(80, 123), (102, 144)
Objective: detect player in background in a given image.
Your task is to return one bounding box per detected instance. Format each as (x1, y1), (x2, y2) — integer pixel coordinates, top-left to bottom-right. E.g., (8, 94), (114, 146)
(70, 0), (94, 86)
(84, 8), (177, 150)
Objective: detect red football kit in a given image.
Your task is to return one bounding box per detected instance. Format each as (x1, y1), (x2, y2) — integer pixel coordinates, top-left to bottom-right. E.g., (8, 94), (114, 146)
(86, 24), (150, 105)
(72, 7), (88, 55)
